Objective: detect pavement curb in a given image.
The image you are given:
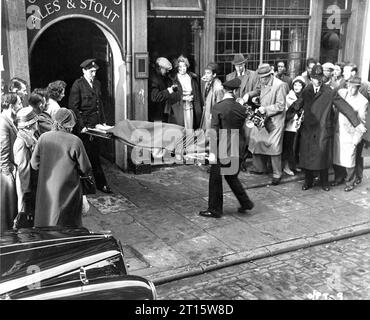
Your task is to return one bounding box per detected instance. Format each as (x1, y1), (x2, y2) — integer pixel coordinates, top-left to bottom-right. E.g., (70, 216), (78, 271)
(151, 222), (370, 286)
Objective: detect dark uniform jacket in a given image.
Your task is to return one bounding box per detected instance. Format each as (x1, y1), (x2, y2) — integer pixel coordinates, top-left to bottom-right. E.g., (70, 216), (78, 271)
(292, 83), (360, 170)
(211, 96), (247, 162)
(68, 77), (106, 132)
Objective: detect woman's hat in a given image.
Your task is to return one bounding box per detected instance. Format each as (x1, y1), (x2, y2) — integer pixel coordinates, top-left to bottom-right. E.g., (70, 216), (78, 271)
(54, 108), (76, 128)
(348, 76), (362, 86)
(232, 54), (248, 65)
(292, 76), (306, 87)
(257, 63), (274, 78)
(16, 107), (38, 129)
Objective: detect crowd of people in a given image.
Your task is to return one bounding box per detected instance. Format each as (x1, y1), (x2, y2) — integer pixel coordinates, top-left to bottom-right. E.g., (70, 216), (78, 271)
(149, 54), (369, 218)
(0, 59), (112, 233)
(1, 53), (369, 228)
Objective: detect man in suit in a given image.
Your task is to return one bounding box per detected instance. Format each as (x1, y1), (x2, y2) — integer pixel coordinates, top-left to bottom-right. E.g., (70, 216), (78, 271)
(199, 78), (254, 219)
(69, 59), (112, 194)
(291, 65), (367, 192)
(226, 54), (259, 102)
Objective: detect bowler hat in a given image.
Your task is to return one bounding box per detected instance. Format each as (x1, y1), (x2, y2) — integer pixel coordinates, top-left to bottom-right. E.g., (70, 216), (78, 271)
(16, 107), (38, 129)
(311, 65), (324, 79)
(54, 108), (76, 129)
(232, 54), (248, 65)
(80, 59), (99, 70)
(223, 78), (241, 90)
(348, 76), (362, 86)
(257, 63), (274, 78)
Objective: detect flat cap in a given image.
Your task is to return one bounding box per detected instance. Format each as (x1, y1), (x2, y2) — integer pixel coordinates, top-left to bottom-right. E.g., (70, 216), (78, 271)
(156, 57), (172, 71)
(322, 62), (335, 70)
(223, 78), (241, 90)
(348, 76), (362, 86)
(80, 59), (99, 70)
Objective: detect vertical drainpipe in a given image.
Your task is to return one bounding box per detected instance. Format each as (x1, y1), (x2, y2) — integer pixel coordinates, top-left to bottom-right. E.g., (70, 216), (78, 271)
(124, 0), (133, 171)
(260, 0), (266, 65)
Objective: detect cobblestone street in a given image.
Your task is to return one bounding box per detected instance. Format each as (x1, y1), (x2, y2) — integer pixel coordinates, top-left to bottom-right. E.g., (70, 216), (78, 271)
(157, 234), (370, 300)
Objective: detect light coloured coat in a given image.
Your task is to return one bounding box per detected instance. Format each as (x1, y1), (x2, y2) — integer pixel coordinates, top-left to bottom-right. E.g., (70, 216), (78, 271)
(333, 89), (368, 168)
(248, 77), (287, 156)
(200, 78), (224, 130)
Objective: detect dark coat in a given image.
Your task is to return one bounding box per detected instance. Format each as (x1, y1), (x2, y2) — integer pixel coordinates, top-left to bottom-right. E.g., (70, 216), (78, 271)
(68, 77), (106, 132)
(148, 70), (173, 122)
(226, 69), (259, 99)
(167, 73), (203, 129)
(293, 84), (360, 170)
(31, 131), (92, 228)
(211, 96), (247, 161)
(0, 114), (18, 232)
(37, 112), (53, 135)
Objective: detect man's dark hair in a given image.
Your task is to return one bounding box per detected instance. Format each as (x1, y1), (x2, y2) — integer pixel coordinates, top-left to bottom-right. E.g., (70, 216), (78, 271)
(1, 93), (18, 111)
(9, 77), (27, 92)
(306, 57), (318, 67)
(28, 93), (45, 110)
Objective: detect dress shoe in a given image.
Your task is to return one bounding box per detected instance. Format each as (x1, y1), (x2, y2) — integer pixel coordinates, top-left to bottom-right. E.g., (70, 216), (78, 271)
(344, 185), (354, 192)
(271, 178), (281, 186)
(322, 186), (330, 192)
(100, 185), (113, 194)
(199, 210), (222, 219)
(283, 167), (295, 176)
(238, 201), (255, 213)
(330, 179), (344, 187)
(302, 183), (313, 191)
(354, 178), (362, 186)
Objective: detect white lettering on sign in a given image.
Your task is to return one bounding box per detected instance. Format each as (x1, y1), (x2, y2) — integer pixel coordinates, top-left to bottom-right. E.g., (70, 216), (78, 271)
(26, 0), (121, 30)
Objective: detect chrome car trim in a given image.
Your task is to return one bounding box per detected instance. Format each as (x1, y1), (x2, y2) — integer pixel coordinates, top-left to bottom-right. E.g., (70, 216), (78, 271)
(149, 280), (157, 300)
(79, 267), (89, 285)
(0, 235), (110, 249)
(0, 250), (120, 295)
(0, 238), (112, 256)
(19, 280), (153, 300)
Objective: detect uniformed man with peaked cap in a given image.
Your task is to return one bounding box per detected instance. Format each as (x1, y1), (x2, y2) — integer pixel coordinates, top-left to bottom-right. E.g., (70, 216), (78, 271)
(68, 58), (112, 194)
(199, 77), (254, 219)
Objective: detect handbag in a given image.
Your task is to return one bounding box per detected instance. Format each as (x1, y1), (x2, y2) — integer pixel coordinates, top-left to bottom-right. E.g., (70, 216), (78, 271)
(80, 174), (96, 195)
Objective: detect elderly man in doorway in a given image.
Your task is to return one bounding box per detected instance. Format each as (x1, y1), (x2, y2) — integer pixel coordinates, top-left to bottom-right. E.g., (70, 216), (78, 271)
(246, 63), (288, 186)
(149, 57), (177, 123)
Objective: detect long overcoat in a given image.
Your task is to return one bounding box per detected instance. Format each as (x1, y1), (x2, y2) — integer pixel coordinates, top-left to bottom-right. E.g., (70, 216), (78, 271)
(200, 78), (224, 130)
(293, 84), (360, 170)
(31, 131), (92, 228)
(167, 73), (203, 129)
(248, 77), (287, 156)
(0, 114), (18, 232)
(333, 89), (368, 168)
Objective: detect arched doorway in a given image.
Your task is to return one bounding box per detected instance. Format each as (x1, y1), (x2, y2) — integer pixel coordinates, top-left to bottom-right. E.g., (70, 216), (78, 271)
(29, 18), (124, 162)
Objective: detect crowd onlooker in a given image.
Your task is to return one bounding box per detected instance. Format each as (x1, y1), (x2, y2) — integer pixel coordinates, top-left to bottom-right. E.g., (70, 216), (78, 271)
(29, 89), (53, 135)
(0, 93), (21, 233)
(46, 80), (66, 120)
(31, 108), (92, 228)
(167, 55), (202, 129)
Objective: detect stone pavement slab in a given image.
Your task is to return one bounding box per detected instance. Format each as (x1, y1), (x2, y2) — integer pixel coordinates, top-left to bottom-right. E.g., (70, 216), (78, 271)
(84, 159), (370, 284)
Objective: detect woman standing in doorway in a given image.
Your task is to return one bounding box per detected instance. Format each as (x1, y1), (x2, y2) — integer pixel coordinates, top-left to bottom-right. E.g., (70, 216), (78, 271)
(167, 55), (202, 129)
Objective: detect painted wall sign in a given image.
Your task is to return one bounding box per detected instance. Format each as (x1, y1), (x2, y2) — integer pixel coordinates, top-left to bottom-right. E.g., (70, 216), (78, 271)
(25, 0), (123, 48)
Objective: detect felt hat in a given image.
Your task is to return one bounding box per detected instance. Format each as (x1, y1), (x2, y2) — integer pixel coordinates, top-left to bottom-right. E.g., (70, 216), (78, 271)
(232, 54), (248, 65)
(348, 76), (362, 86)
(54, 108), (76, 129)
(257, 63), (274, 78)
(156, 57), (173, 71)
(16, 107), (38, 129)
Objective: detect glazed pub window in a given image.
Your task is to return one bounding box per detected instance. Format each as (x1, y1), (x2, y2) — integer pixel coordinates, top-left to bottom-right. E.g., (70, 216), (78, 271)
(215, 0), (311, 81)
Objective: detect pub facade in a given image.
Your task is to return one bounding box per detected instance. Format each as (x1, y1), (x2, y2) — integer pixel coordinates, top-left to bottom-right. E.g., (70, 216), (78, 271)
(1, 0), (370, 170)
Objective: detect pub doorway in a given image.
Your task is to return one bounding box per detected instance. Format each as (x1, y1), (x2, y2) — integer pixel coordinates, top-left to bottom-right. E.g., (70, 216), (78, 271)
(29, 18), (115, 161)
